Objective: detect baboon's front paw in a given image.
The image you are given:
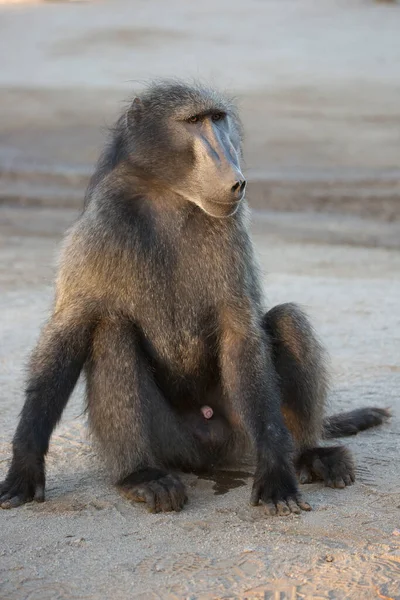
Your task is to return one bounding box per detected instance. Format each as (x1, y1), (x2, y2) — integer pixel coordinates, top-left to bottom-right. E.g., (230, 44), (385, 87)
(251, 465), (312, 516)
(118, 470), (188, 513)
(0, 462), (45, 509)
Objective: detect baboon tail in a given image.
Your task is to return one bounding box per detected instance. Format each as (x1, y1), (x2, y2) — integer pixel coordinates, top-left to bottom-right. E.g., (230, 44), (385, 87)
(323, 407), (391, 439)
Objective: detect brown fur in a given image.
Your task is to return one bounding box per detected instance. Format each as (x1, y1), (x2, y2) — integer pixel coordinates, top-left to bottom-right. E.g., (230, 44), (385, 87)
(0, 81), (389, 514)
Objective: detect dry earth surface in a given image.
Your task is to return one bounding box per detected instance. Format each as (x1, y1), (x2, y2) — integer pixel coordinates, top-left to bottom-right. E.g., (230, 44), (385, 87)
(0, 205), (399, 599)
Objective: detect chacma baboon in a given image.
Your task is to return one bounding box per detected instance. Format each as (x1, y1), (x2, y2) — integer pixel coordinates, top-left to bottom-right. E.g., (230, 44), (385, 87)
(0, 81), (390, 515)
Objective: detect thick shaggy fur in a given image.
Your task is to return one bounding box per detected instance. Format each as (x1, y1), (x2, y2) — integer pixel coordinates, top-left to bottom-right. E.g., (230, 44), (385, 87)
(0, 81), (389, 513)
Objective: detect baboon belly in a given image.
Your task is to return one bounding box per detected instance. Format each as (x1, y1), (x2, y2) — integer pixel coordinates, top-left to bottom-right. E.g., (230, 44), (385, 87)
(140, 318), (217, 379)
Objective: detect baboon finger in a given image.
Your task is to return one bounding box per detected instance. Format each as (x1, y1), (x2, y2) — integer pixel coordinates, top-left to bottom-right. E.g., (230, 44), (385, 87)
(298, 467), (313, 484)
(311, 458), (326, 479)
(34, 485), (45, 503)
(250, 485), (260, 506)
(287, 498), (301, 514)
(0, 492), (11, 503)
(334, 478), (346, 489)
(126, 484), (157, 512)
(163, 476), (187, 511)
(295, 497), (312, 511)
(262, 501), (277, 516)
(0, 495), (26, 509)
(148, 481), (172, 513)
(275, 501), (291, 516)
(343, 474), (353, 486)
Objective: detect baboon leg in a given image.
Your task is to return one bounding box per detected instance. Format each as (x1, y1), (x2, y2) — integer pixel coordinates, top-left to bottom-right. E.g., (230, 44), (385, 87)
(263, 303), (354, 488)
(85, 320), (201, 512)
(263, 303), (328, 450)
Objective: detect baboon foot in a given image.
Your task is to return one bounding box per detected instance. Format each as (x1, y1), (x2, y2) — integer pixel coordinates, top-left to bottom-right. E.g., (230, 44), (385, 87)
(297, 446), (355, 489)
(117, 468), (188, 513)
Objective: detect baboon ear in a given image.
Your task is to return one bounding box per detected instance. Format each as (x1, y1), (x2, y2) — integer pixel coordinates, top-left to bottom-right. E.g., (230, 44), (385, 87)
(126, 97), (143, 128)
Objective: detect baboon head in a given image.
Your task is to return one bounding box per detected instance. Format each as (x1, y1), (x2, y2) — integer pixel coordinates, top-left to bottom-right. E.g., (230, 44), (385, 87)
(125, 81), (246, 218)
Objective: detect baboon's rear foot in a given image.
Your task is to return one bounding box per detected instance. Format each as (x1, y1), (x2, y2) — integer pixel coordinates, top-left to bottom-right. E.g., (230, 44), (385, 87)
(297, 446), (355, 489)
(117, 468), (188, 513)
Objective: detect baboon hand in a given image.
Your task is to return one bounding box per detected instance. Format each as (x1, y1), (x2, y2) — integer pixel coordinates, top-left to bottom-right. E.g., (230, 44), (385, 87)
(0, 458), (45, 509)
(251, 463), (312, 516)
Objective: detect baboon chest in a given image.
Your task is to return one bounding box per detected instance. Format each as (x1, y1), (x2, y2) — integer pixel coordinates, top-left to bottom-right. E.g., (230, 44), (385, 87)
(120, 211), (250, 379)
(133, 241), (226, 377)
(138, 277), (219, 377)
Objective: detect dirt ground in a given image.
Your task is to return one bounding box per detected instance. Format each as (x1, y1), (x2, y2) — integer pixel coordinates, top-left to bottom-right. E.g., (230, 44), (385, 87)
(0, 205), (399, 600)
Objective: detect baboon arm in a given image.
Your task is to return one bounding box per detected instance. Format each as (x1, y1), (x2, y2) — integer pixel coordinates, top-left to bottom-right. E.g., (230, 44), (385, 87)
(219, 327), (288, 445)
(14, 310), (93, 457)
(219, 325), (303, 510)
(1, 308), (94, 507)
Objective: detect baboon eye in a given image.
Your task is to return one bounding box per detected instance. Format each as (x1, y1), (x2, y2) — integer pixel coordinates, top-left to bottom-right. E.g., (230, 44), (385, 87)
(187, 115), (200, 124)
(211, 113), (224, 122)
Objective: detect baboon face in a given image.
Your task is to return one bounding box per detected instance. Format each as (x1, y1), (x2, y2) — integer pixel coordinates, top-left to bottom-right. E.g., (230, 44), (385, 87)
(126, 82), (246, 218)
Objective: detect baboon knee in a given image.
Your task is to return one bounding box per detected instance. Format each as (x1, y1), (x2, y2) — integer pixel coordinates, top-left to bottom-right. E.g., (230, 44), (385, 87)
(264, 303), (319, 364)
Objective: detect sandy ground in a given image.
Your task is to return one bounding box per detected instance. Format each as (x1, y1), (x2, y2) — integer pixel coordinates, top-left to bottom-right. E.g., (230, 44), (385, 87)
(0, 205), (399, 600)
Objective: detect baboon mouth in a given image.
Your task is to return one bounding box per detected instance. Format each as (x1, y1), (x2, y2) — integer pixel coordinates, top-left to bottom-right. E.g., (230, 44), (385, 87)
(204, 198), (242, 219)
(209, 197), (243, 206)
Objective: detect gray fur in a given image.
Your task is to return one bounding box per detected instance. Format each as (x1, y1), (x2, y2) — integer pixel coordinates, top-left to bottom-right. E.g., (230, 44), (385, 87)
(0, 80), (389, 514)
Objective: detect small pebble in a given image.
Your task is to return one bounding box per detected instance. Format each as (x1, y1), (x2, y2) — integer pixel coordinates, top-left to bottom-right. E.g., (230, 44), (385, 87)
(69, 537), (85, 546)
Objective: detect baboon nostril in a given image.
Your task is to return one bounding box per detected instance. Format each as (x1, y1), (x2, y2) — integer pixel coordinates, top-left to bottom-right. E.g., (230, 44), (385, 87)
(231, 180), (246, 195)
(231, 181), (241, 193)
(231, 179), (246, 195)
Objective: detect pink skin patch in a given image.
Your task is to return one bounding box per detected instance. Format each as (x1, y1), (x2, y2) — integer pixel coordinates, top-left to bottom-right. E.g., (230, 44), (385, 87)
(201, 405), (213, 419)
